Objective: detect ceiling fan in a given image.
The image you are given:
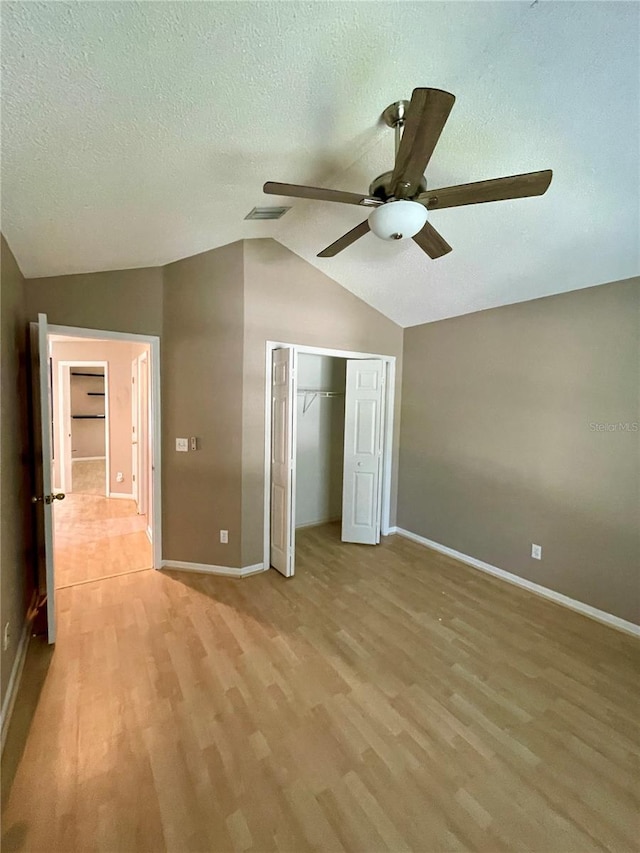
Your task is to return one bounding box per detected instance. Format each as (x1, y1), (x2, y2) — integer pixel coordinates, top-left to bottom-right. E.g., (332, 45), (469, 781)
(263, 88), (552, 259)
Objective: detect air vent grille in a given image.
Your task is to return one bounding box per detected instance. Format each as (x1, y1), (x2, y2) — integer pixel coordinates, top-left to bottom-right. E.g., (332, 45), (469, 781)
(245, 206), (291, 221)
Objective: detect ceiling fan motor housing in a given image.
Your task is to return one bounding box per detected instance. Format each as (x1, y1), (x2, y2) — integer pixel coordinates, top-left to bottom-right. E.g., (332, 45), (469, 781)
(369, 170), (428, 202)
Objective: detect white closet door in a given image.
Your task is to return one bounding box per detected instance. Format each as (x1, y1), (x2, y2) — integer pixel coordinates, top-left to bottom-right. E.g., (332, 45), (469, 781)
(341, 359), (383, 545)
(270, 347), (296, 576)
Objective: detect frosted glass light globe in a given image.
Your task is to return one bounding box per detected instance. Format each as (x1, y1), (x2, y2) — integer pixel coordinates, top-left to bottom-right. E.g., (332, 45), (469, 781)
(368, 200), (428, 241)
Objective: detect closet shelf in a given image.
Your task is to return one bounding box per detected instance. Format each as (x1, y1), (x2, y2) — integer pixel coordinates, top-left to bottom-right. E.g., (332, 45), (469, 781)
(86, 392), (105, 396)
(297, 388), (344, 414)
(71, 415), (105, 419)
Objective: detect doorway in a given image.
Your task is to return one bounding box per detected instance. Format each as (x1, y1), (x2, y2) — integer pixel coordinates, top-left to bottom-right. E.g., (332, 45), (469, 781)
(264, 342), (396, 577)
(49, 333), (154, 589)
(56, 360), (110, 496)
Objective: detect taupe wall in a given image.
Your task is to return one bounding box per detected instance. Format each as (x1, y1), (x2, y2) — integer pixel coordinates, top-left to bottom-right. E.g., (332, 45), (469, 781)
(24, 267), (163, 337)
(1, 236), (33, 706)
(241, 239), (403, 566)
(398, 278), (640, 624)
(163, 242), (244, 566)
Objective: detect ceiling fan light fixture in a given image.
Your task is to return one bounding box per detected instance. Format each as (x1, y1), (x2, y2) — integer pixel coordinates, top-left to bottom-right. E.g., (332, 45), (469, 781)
(368, 200), (428, 241)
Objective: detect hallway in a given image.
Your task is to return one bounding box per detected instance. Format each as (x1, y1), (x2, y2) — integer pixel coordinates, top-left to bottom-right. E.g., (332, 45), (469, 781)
(54, 493), (152, 588)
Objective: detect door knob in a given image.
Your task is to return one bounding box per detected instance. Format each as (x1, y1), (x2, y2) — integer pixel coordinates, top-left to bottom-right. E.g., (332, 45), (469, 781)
(32, 493), (66, 504)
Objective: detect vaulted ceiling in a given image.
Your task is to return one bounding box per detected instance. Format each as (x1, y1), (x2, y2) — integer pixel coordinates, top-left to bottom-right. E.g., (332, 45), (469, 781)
(2, 1), (638, 326)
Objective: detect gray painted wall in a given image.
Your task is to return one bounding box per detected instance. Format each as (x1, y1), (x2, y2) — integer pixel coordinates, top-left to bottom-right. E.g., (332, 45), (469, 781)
(398, 278), (640, 624)
(1, 236), (33, 707)
(162, 242), (245, 567)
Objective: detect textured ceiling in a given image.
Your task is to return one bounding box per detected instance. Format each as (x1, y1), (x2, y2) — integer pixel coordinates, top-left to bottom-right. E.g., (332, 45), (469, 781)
(1, 1), (638, 326)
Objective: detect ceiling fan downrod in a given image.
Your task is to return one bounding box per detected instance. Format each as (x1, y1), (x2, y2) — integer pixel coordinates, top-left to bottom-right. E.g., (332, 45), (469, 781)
(382, 99), (410, 158)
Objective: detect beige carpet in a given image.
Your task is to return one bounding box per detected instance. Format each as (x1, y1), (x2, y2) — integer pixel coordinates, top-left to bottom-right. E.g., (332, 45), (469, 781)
(71, 458), (106, 495)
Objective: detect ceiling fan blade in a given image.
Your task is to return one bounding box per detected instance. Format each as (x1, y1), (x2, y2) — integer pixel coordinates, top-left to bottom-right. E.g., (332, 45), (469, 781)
(418, 170), (553, 210)
(413, 222), (452, 259)
(264, 182), (382, 207)
(317, 220), (370, 257)
(391, 88), (456, 199)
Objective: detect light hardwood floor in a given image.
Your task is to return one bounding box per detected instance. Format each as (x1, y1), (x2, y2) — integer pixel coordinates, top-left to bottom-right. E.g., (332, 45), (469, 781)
(54, 493), (152, 588)
(2, 523), (639, 852)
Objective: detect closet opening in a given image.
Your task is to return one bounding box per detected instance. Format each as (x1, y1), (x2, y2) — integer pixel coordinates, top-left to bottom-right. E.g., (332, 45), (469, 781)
(296, 353), (346, 533)
(264, 342), (396, 578)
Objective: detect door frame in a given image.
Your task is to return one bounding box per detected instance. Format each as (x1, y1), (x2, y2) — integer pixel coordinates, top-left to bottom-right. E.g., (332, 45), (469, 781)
(263, 341), (396, 572)
(57, 360), (110, 496)
(47, 323), (162, 569)
(131, 357), (139, 508)
(134, 350), (150, 518)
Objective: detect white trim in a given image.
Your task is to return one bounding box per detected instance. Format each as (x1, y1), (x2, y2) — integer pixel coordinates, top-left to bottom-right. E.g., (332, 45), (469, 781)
(161, 560), (267, 578)
(131, 357), (139, 507)
(1, 619), (31, 753)
(295, 516), (342, 530)
(380, 359), (395, 537)
(72, 455), (106, 461)
(263, 340), (397, 574)
(108, 492), (135, 500)
(394, 527), (640, 638)
(48, 323), (162, 570)
(146, 526), (153, 544)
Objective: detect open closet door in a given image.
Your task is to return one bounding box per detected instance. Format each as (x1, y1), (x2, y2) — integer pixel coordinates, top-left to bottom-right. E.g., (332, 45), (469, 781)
(342, 359), (384, 545)
(270, 347), (296, 576)
(30, 313), (63, 643)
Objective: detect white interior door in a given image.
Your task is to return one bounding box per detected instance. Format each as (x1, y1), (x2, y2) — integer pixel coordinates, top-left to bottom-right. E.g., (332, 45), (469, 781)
(270, 347), (296, 576)
(341, 359), (384, 545)
(131, 358), (139, 507)
(30, 313), (62, 643)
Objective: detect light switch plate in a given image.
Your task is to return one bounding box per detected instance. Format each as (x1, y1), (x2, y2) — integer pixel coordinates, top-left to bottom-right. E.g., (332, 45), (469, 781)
(176, 438), (189, 452)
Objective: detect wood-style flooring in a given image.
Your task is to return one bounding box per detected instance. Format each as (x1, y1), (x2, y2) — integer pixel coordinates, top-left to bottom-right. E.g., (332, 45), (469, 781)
(54, 493), (152, 588)
(2, 523), (639, 852)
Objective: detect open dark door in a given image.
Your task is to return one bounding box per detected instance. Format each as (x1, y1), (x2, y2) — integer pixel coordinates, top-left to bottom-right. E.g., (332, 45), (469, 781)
(29, 313), (63, 643)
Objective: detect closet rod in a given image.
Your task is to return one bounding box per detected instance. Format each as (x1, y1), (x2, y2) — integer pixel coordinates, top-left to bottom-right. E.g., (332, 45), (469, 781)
(298, 389), (344, 415)
(297, 389), (344, 396)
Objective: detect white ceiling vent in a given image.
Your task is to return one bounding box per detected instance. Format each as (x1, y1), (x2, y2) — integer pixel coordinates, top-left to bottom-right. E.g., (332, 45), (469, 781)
(245, 206), (290, 221)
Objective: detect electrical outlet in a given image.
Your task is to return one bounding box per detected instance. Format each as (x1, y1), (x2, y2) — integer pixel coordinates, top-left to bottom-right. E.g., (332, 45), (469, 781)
(176, 438), (189, 452)
(116, 471), (124, 483)
(3, 622), (10, 652)
(531, 543), (542, 560)
(220, 530), (228, 544)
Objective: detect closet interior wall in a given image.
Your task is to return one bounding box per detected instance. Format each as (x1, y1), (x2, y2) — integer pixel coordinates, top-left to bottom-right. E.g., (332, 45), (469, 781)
(295, 354), (346, 528)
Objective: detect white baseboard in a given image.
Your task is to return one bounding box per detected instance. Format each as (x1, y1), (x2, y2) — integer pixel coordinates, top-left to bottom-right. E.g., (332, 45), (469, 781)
(394, 527), (640, 639)
(146, 526), (153, 544)
(295, 516), (341, 530)
(108, 492), (134, 500)
(1, 618), (31, 754)
(161, 559), (268, 579)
